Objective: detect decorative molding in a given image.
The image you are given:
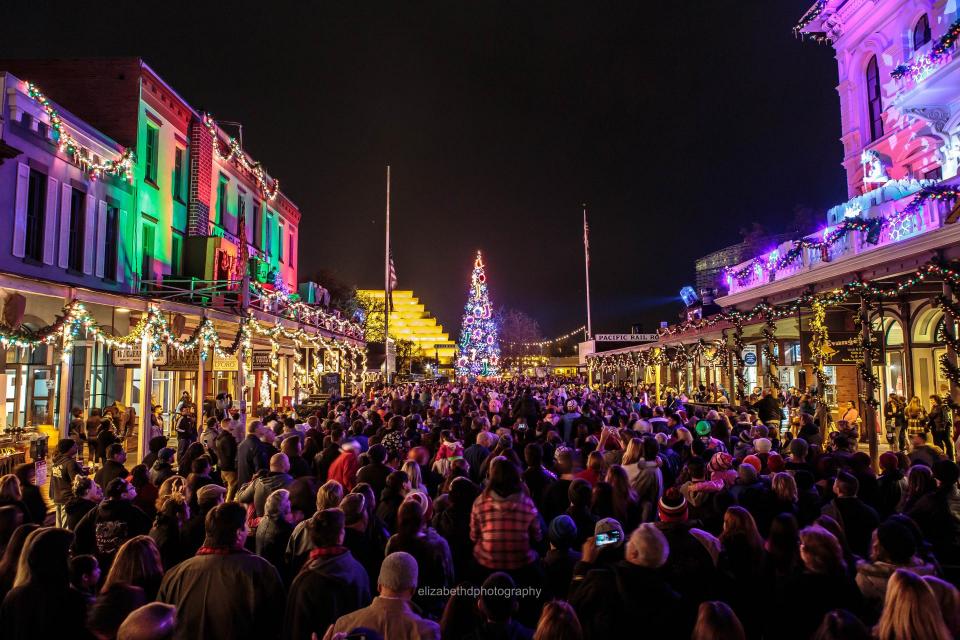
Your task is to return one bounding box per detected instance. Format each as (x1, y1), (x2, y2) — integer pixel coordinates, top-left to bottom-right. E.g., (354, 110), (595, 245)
(902, 105), (952, 133)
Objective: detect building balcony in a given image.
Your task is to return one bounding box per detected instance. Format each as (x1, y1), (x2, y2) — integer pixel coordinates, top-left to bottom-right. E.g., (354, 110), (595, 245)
(722, 178), (950, 299)
(891, 19), (960, 106)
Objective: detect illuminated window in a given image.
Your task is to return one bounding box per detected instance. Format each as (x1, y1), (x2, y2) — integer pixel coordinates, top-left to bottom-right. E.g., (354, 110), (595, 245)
(866, 56), (883, 142)
(913, 14), (931, 51)
(217, 175), (228, 226)
(173, 147), (186, 202)
(145, 124), (159, 184)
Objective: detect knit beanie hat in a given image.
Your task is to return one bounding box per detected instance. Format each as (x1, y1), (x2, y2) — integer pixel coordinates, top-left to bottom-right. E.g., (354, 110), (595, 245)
(658, 488), (688, 523)
(548, 515), (577, 548)
(709, 452), (733, 473)
(743, 455), (762, 474)
(379, 552), (418, 591)
(754, 438), (772, 454)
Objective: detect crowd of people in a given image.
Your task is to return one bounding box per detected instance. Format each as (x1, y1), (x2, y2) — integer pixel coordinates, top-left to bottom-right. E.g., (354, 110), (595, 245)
(1, 376), (959, 639)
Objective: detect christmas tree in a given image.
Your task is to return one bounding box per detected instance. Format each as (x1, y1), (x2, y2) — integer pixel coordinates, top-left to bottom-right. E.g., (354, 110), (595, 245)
(456, 251), (500, 377)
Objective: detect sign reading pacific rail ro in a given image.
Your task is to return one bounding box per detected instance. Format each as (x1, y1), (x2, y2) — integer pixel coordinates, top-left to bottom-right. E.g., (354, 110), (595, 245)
(593, 334), (659, 342)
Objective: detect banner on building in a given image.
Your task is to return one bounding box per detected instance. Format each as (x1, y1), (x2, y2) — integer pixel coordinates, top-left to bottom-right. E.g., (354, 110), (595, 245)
(799, 331), (882, 366)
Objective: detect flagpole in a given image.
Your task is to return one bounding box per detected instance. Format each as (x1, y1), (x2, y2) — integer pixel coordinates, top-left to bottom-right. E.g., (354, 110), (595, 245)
(384, 165), (391, 383)
(583, 203), (592, 340)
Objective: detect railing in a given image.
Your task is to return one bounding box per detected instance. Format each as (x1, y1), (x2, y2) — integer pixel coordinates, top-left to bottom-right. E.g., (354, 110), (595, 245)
(139, 278), (242, 307)
(726, 181), (947, 296)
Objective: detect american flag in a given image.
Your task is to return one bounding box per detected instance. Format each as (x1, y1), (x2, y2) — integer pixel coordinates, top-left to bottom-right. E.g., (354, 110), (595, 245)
(388, 251), (398, 311)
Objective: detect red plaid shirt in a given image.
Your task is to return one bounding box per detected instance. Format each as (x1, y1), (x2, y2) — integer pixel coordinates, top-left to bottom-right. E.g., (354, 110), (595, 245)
(470, 491), (541, 570)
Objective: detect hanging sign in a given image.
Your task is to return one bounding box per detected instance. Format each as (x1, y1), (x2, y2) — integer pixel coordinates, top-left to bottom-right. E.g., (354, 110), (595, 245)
(160, 350), (199, 371)
(251, 350), (271, 371)
(741, 345), (758, 366)
(113, 347), (167, 366)
(207, 352), (238, 372)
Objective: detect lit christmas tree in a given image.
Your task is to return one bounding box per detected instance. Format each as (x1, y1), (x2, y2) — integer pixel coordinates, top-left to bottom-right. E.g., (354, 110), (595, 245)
(456, 251), (500, 377)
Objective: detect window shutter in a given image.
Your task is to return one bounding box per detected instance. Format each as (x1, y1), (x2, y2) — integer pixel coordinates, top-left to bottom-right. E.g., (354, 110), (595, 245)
(83, 193), (96, 274)
(57, 184), (71, 268)
(12, 163), (29, 258)
(95, 200), (107, 278)
(43, 175), (60, 264)
(117, 208), (128, 283)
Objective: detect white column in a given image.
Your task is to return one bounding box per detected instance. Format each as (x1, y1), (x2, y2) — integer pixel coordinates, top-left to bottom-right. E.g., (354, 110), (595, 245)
(197, 345), (207, 422)
(137, 322), (153, 461)
(0, 347), (6, 431)
(57, 302), (74, 441)
(237, 344), (247, 427)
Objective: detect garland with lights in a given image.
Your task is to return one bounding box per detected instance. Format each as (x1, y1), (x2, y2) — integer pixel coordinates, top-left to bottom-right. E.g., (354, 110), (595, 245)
(794, 0), (829, 39)
(731, 321), (747, 402)
(252, 281), (363, 339)
(503, 325), (586, 347)
(26, 82), (135, 182)
(936, 283), (960, 386)
(892, 17), (960, 82)
(203, 114), (280, 201)
(761, 314), (781, 393)
(853, 299), (881, 410)
(726, 185), (959, 287)
(808, 299), (830, 399)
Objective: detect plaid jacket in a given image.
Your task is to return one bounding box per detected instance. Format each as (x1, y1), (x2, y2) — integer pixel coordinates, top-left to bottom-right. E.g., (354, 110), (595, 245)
(470, 491), (542, 570)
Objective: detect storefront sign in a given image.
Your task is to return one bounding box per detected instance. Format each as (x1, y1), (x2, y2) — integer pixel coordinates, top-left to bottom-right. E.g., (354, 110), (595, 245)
(799, 331), (882, 366)
(594, 333), (659, 342)
(160, 350), (199, 371)
(112, 347), (168, 367)
(251, 350), (272, 371)
(741, 345), (758, 366)
(208, 352), (238, 372)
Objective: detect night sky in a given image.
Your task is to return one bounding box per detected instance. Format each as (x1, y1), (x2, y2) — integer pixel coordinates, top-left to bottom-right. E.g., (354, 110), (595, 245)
(5, 1), (843, 337)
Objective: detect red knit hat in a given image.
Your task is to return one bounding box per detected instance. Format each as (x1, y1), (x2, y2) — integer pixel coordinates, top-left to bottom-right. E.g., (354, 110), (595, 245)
(742, 455), (762, 474)
(658, 488), (688, 523)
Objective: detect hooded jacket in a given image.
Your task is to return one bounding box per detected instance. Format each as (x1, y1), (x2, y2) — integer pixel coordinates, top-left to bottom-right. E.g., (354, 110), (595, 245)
(283, 549), (371, 640)
(49, 453), (83, 505)
(236, 471), (293, 517)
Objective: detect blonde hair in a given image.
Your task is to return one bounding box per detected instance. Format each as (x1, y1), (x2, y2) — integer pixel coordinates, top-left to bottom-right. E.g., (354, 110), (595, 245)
(0, 475), (21, 502)
(876, 569), (951, 640)
(402, 460), (422, 491)
(102, 535), (163, 595)
(621, 438), (643, 466)
(156, 475), (188, 511)
(533, 600), (583, 640)
(316, 480), (344, 511)
(772, 472), (798, 503)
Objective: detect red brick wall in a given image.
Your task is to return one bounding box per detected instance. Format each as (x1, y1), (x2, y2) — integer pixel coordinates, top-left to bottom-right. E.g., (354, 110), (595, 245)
(188, 118), (212, 237)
